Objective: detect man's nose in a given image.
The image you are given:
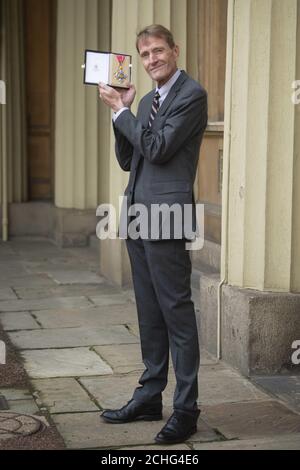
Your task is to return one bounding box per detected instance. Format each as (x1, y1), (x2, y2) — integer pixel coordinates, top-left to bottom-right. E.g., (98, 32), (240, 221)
(149, 53), (158, 64)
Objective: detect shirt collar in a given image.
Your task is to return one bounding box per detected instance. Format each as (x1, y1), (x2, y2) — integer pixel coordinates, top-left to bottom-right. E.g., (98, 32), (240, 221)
(156, 69), (182, 102)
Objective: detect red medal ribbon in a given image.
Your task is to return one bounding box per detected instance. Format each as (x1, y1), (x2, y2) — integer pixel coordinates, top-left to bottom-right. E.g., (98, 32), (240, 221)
(116, 55), (125, 65)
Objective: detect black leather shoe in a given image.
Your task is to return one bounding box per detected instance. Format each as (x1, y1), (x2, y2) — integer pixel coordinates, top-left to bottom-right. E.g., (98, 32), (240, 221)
(101, 399), (163, 424)
(154, 409), (200, 445)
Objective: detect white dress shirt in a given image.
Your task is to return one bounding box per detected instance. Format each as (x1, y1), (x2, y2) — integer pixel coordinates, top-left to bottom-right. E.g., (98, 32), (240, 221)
(113, 69), (182, 121)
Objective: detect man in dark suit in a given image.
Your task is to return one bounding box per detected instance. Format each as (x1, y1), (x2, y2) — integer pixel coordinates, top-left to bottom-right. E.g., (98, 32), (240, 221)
(98, 24), (207, 445)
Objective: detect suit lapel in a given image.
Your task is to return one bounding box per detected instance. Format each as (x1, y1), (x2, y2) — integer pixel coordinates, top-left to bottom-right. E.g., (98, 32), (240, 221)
(157, 70), (188, 117)
(139, 71), (189, 128)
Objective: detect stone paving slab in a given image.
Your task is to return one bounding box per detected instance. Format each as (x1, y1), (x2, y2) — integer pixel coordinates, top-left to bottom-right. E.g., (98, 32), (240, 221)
(23, 255), (83, 265)
(252, 375), (300, 412)
(201, 400), (300, 440)
(80, 365), (258, 412)
(0, 296), (92, 312)
(195, 365), (269, 406)
(0, 274), (55, 288)
(79, 375), (142, 409)
(0, 389), (33, 401)
(22, 260), (86, 271)
(7, 399), (39, 415)
(0, 312), (41, 331)
(32, 305), (137, 329)
(12, 240), (60, 254)
(31, 378), (99, 413)
(121, 289), (136, 303)
(17, 250), (60, 261)
(64, 245), (99, 256)
(0, 254), (20, 262)
(47, 270), (105, 285)
(0, 288), (18, 301)
(21, 347), (113, 378)
(61, 247), (100, 267)
(193, 434), (300, 450)
(149, 364), (269, 408)
(114, 346), (220, 366)
(52, 411), (163, 449)
(0, 242), (16, 254)
(13, 284), (121, 300)
(9, 325), (139, 349)
(94, 344), (176, 375)
(126, 323), (140, 338)
(22, 260), (99, 274)
(53, 410), (219, 449)
(94, 344), (144, 373)
(199, 350), (219, 365)
(0, 262), (28, 278)
(88, 295), (134, 307)
(78, 372), (186, 411)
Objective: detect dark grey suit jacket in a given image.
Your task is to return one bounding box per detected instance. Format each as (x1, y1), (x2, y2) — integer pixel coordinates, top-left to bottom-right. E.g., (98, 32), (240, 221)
(113, 70), (208, 240)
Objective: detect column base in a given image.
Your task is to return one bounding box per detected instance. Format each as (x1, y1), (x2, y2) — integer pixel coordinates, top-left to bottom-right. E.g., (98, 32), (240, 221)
(199, 271), (300, 375)
(0, 203), (97, 247)
(191, 239), (221, 272)
(53, 207), (97, 247)
(99, 237), (132, 287)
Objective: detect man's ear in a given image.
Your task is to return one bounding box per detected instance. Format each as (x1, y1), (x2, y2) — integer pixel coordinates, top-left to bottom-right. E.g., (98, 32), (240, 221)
(174, 45), (179, 59)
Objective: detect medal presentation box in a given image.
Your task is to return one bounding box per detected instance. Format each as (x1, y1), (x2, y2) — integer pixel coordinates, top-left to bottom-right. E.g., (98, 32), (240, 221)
(83, 50), (132, 88)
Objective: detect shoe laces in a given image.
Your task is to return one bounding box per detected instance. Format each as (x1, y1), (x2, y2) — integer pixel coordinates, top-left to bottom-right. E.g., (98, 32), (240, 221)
(166, 413), (180, 426)
(165, 411), (197, 430)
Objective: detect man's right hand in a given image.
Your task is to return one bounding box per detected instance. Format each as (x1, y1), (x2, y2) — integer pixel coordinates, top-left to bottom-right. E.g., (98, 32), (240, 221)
(118, 84), (136, 108)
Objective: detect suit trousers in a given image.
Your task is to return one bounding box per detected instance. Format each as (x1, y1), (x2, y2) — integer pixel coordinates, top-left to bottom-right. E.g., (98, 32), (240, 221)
(126, 236), (200, 413)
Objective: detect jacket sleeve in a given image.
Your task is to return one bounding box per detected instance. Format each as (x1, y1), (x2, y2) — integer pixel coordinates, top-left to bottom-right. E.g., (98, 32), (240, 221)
(113, 122), (134, 172)
(113, 90), (207, 165)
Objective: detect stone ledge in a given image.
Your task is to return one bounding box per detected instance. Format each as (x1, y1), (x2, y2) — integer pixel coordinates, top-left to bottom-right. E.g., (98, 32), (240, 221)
(0, 203), (97, 248)
(198, 269), (300, 375)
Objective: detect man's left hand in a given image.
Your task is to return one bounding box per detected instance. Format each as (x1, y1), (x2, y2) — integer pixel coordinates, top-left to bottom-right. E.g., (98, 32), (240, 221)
(98, 83), (125, 112)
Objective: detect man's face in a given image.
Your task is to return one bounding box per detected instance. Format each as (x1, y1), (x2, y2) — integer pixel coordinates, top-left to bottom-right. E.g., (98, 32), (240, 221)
(138, 36), (179, 88)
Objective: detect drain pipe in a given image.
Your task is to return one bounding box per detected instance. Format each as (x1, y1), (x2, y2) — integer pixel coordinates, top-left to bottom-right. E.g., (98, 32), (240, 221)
(1, 109), (8, 242)
(1, 0), (8, 242)
(217, 0), (235, 360)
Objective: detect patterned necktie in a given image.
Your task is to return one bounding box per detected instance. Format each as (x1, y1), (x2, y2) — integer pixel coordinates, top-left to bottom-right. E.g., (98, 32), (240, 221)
(148, 91), (160, 128)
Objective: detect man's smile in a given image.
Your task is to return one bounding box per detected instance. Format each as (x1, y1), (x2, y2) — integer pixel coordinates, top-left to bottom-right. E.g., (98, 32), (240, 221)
(150, 64), (165, 72)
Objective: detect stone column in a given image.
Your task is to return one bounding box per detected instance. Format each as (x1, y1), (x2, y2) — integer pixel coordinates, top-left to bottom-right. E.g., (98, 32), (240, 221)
(54, 0), (111, 245)
(99, 0), (139, 285)
(291, 2), (300, 292)
(217, 0), (300, 374)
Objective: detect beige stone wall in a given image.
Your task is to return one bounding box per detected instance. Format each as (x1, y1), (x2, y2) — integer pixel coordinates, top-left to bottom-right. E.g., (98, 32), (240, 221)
(222, 0), (300, 293)
(291, 4), (300, 292)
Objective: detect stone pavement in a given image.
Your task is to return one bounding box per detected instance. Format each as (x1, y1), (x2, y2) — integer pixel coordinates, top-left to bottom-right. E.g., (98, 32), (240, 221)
(0, 238), (300, 450)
